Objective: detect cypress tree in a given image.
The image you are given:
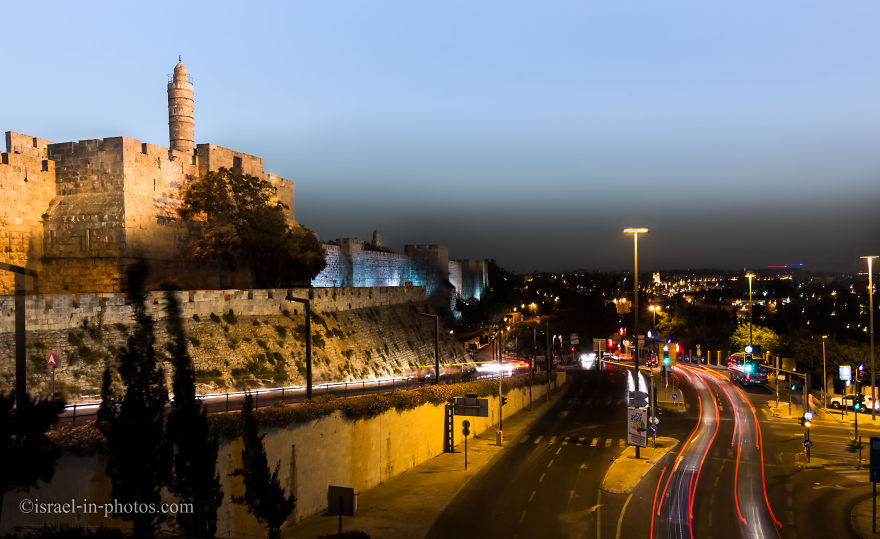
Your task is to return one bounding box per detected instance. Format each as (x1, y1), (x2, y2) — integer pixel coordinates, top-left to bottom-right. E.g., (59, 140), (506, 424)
(96, 261), (170, 538)
(165, 290), (223, 537)
(231, 394), (295, 539)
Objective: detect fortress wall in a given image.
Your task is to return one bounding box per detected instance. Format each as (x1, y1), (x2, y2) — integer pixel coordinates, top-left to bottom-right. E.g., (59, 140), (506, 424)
(458, 259), (487, 301)
(5, 131), (52, 158)
(312, 241), (415, 288)
(0, 286), (426, 333)
(196, 144), (264, 178)
(0, 147), (57, 294)
(448, 260), (462, 297)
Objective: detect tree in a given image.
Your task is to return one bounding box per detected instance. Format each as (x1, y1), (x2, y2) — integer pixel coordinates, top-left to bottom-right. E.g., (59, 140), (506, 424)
(231, 395), (295, 539)
(729, 324), (781, 357)
(165, 291), (223, 537)
(179, 167), (326, 287)
(0, 393), (64, 525)
(97, 261), (170, 538)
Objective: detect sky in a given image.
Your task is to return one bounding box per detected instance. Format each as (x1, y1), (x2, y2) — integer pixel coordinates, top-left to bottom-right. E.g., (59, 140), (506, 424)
(2, 1), (879, 273)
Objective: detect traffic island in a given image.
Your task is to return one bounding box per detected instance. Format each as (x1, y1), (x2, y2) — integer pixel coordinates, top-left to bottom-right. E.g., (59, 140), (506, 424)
(850, 497), (880, 539)
(600, 436), (679, 494)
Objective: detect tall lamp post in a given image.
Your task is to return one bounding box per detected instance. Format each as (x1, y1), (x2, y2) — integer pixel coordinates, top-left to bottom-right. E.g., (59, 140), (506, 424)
(821, 335), (828, 409)
(0, 262), (37, 409)
(285, 291), (313, 401)
(862, 256), (877, 421)
(745, 273), (756, 352)
(419, 312), (441, 383)
(624, 227), (648, 459)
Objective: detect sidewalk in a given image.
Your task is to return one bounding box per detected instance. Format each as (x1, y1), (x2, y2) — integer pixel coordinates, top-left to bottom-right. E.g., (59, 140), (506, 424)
(285, 387), (565, 538)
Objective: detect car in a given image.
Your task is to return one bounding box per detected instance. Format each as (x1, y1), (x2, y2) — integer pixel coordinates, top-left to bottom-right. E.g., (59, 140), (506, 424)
(829, 394), (869, 411)
(645, 357), (658, 367)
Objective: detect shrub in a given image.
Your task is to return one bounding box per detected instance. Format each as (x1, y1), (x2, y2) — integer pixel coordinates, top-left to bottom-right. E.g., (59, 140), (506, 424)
(274, 325), (287, 338)
(222, 309), (237, 325)
(192, 314), (201, 322)
(209, 313), (221, 323)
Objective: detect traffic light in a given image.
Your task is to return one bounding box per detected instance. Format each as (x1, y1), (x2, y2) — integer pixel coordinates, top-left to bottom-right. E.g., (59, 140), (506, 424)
(799, 415), (812, 428)
(744, 353), (754, 374)
(790, 383), (797, 391)
(858, 363), (866, 382)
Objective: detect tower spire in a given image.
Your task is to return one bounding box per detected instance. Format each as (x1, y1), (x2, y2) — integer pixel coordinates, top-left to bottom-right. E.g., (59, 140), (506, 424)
(167, 58), (194, 152)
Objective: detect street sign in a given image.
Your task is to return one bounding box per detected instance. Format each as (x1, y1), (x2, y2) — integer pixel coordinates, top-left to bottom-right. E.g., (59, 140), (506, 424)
(328, 485), (357, 517)
(628, 390), (649, 408)
(648, 425), (657, 434)
(570, 333), (579, 345)
(841, 366), (852, 382)
(627, 407), (648, 447)
(453, 397), (489, 417)
(650, 416), (659, 425)
(47, 351), (59, 367)
(803, 439), (813, 448)
(870, 437), (880, 482)
(672, 393), (678, 400)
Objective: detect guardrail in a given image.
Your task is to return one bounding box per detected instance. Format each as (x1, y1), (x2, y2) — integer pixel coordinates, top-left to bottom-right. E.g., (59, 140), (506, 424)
(59, 370), (499, 426)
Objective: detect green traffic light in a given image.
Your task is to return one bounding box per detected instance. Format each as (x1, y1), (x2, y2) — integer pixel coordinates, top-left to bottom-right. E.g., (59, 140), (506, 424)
(744, 364), (753, 373)
(663, 357), (670, 365)
(790, 384), (796, 390)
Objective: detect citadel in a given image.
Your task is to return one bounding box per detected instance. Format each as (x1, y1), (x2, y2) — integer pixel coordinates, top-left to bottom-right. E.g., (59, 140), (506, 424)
(0, 59), (486, 304)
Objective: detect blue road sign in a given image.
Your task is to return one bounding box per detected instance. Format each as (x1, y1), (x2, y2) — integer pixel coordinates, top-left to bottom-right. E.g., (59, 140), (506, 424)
(672, 393), (678, 400)
(870, 437), (880, 482)
(649, 425), (657, 434)
(803, 439), (812, 448)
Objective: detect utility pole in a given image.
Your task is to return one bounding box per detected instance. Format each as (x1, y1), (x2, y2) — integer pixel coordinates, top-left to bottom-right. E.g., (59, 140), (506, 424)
(822, 336), (828, 409)
(863, 256), (877, 421)
(624, 227), (648, 459)
(419, 312), (441, 383)
(286, 291), (313, 400)
(546, 320), (551, 398)
(0, 263), (37, 409)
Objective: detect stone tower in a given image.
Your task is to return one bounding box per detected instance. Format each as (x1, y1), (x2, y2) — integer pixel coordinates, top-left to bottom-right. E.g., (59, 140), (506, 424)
(371, 229), (382, 248)
(167, 57), (194, 152)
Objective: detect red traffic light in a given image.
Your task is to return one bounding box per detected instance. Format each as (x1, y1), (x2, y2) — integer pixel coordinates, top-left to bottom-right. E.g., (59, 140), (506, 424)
(607, 339), (613, 349)
(675, 343), (681, 353)
(570, 346), (575, 352)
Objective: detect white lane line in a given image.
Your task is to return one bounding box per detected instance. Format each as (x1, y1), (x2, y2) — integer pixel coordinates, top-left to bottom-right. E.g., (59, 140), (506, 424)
(555, 447), (562, 455)
(619, 439), (625, 447)
(615, 493), (634, 539)
(578, 436), (586, 445)
(567, 489), (575, 506)
(539, 472), (546, 483)
(548, 459), (554, 468)
(549, 435), (557, 444)
(591, 437), (599, 446)
(605, 438), (613, 447)
(520, 510), (527, 524)
(562, 437), (568, 446)
(528, 490), (536, 503)
(534, 435), (543, 444)
(519, 435), (529, 444)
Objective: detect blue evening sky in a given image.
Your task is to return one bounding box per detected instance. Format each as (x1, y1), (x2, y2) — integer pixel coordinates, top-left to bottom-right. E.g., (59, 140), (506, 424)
(2, 1), (878, 272)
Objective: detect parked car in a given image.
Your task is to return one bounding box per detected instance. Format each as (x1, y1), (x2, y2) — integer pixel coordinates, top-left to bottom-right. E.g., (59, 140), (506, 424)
(830, 394), (869, 411)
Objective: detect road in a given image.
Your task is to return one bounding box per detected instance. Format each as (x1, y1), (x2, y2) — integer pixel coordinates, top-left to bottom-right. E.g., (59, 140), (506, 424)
(426, 366), (685, 539)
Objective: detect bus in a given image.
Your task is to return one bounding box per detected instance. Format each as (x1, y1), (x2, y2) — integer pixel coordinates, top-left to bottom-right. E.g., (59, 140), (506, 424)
(727, 353), (768, 386)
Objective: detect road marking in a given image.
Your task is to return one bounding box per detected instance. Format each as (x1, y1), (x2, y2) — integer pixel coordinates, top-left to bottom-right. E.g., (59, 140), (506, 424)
(567, 489), (575, 506)
(605, 438), (613, 447)
(520, 510), (527, 524)
(786, 495), (793, 507)
(519, 435), (529, 444)
(619, 439), (625, 447)
(528, 490), (536, 502)
(549, 435), (557, 444)
(539, 472), (546, 483)
(562, 437), (568, 446)
(578, 436), (585, 445)
(615, 492), (634, 539)
(560, 410), (569, 418)
(597, 490), (602, 539)
(591, 437), (599, 446)
(534, 435), (543, 444)
(548, 459), (554, 468)
(555, 447), (562, 455)
(786, 510), (794, 525)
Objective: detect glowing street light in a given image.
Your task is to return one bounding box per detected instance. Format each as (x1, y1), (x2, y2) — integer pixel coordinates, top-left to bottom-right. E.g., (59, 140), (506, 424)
(624, 227), (648, 459)
(862, 256), (878, 420)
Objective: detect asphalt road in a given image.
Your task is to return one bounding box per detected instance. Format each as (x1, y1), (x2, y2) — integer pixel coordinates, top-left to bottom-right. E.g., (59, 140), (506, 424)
(426, 365), (686, 539)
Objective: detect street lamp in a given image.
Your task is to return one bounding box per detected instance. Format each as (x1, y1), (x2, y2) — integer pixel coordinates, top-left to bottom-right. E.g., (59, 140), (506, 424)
(624, 227), (648, 459)
(745, 273), (756, 351)
(0, 262), (38, 408)
(821, 335), (828, 409)
(862, 256), (878, 421)
(285, 291), (313, 400)
(419, 312), (441, 383)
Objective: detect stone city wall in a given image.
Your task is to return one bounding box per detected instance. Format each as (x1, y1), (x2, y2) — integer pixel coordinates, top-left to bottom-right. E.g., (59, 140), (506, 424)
(0, 286), (425, 334)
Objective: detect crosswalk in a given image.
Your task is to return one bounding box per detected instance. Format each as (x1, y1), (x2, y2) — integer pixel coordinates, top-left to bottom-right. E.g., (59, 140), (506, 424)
(518, 433), (630, 447)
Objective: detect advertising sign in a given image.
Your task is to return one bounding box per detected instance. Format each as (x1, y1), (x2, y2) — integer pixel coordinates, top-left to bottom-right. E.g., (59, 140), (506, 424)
(627, 407), (648, 447)
(840, 365), (852, 381)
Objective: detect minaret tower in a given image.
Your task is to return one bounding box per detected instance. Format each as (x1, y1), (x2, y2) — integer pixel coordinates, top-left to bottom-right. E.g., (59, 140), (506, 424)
(167, 57), (194, 152)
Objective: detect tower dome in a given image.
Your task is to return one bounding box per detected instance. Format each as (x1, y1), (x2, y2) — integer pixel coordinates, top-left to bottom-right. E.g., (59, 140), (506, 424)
(167, 57), (194, 152)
